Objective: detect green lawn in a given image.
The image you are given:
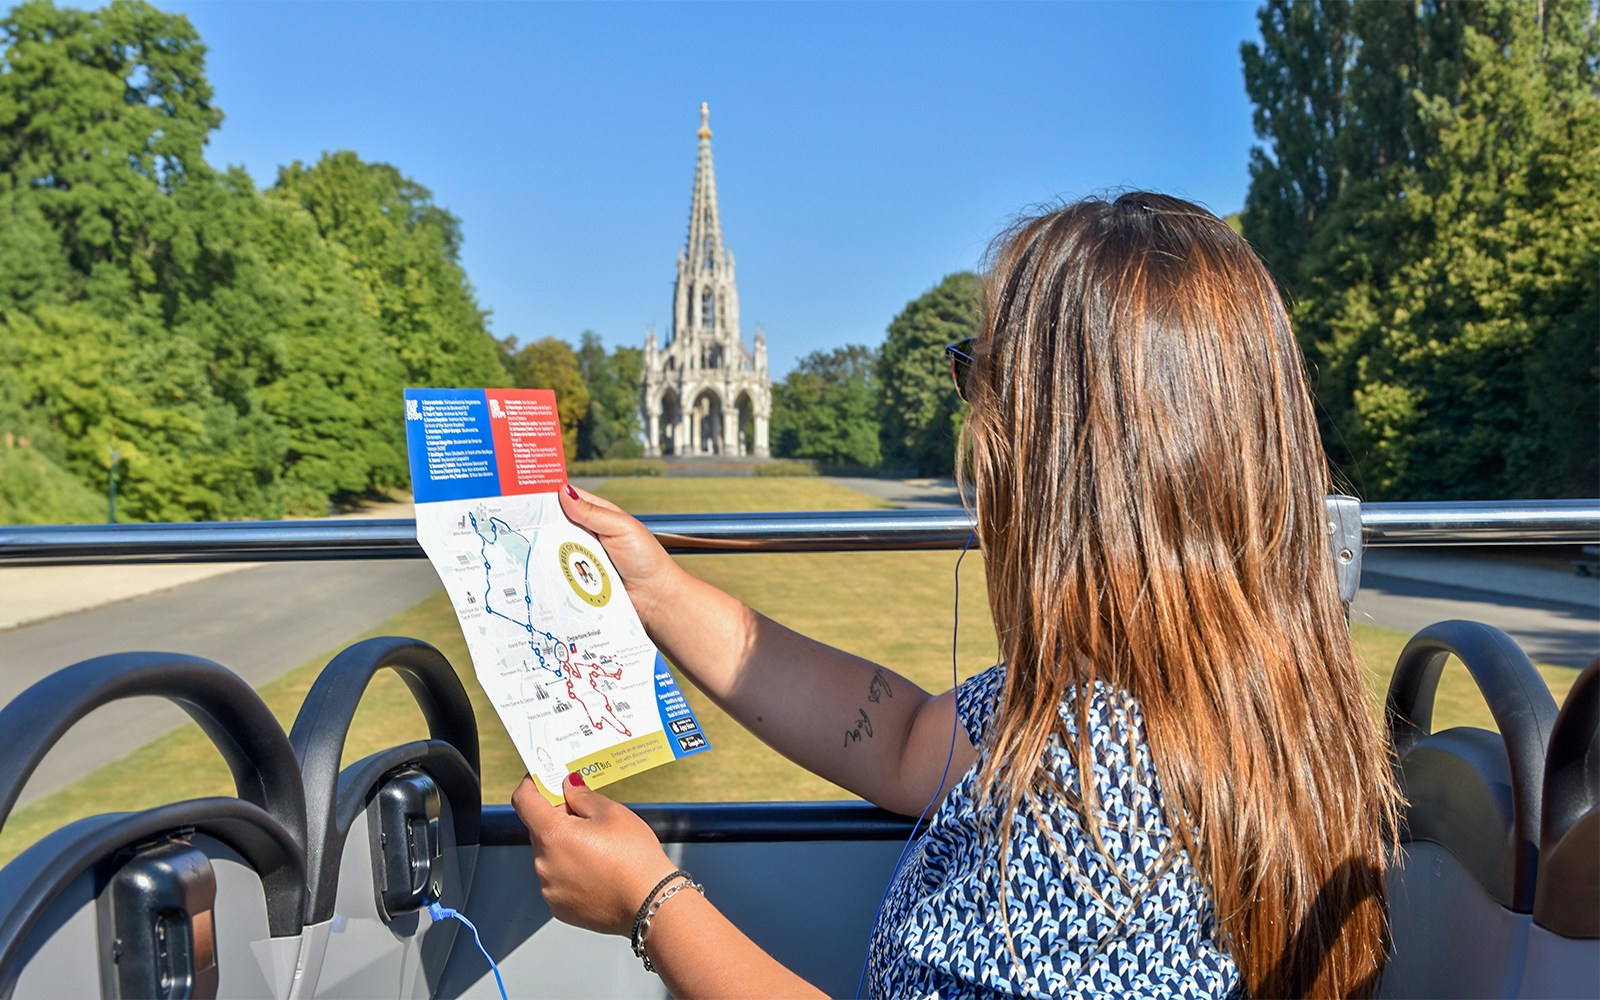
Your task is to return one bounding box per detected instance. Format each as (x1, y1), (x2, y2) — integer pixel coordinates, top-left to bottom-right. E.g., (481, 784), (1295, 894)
(0, 478), (1579, 864)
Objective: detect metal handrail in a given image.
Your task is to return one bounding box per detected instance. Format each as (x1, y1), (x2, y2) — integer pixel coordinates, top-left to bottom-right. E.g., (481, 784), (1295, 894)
(0, 499), (1595, 566)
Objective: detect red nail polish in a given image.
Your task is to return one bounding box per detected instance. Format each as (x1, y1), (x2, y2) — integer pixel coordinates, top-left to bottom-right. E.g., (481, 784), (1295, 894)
(568, 770), (585, 787)
(566, 484), (579, 500)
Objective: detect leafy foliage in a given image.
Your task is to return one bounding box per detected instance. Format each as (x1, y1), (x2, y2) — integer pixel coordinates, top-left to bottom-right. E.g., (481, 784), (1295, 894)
(566, 458), (663, 477)
(876, 273), (983, 475)
(0, 437), (108, 525)
(751, 459), (819, 477)
(575, 331), (645, 460)
(0, 1), (506, 522)
(1240, 0), (1356, 286)
(273, 152), (507, 391)
(1243, 0), (1599, 499)
(771, 344), (882, 469)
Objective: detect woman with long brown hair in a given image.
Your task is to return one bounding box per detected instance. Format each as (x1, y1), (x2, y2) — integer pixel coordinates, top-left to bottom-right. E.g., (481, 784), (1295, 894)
(515, 192), (1400, 998)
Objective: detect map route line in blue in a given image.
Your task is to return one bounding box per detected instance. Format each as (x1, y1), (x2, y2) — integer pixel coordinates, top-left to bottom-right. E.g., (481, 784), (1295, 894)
(471, 511), (564, 679)
(468, 510), (634, 738)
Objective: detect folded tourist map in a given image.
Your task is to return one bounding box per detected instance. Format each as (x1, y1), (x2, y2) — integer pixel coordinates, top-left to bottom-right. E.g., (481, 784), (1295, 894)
(404, 387), (710, 803)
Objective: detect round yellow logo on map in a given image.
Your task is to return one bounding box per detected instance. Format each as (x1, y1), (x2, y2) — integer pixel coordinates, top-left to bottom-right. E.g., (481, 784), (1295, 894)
(558, 541), (612, 607)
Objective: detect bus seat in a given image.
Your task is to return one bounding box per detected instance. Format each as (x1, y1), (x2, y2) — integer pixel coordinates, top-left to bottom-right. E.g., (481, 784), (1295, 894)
(1518, 659), (1599, 998)
(288, 637), (482, 999)
(0, 653), (308, 999)
(1378, 621), (1558, 999)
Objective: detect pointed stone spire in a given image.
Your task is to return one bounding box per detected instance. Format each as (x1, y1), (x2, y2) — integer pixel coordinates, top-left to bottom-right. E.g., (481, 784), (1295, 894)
(685, 102), (724, 279)
(642, 104), (770, 460)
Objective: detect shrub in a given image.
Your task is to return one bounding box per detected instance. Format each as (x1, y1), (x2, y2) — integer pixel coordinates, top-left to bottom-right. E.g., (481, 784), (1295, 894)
(752, 460), (819, 478)
(567, 459), (666, 478)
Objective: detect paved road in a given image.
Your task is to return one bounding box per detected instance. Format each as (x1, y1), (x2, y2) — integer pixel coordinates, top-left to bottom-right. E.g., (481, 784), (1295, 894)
(1, 560), (441, 808)
(1353, 570), (1597, 668)
(826, 477), (968, 508)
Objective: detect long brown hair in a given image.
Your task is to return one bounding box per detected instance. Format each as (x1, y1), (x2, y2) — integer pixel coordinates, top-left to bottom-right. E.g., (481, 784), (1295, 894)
(959, 193), (1400, 998)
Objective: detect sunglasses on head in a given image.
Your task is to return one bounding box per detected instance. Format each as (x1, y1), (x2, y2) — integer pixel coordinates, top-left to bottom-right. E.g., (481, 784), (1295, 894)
(945, 339), (975, 401)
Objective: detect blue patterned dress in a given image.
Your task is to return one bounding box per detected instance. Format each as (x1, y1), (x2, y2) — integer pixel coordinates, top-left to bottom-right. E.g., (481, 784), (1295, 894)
(865, 665), (1240, 998)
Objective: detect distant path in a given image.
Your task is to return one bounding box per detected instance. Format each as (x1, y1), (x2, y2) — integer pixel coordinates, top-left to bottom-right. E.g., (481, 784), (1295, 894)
(0, 559), (442, 809)
(1354, 560), (1597, 668)
(0, 499), (419, 630)
(824, 477), (966, 508)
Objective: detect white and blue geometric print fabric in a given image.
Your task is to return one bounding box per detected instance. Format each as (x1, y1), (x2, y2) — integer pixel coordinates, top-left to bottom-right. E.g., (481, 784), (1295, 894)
(866, 665), (1241, 998)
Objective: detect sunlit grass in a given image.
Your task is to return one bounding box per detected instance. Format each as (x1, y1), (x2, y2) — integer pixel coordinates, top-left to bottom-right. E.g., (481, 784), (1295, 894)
(588, 476), (896, 514)
(0, 477), (1579, 865)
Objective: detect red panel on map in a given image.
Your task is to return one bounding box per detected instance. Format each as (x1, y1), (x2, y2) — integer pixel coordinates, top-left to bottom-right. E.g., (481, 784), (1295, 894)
(485, 388), (566, 495)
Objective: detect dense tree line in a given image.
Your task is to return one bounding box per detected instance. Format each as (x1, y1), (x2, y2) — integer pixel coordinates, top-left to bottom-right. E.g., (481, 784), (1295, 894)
(767, 273), (983, 475)
(770, 344), (882, 469)
(775, 0), (1598, 493)
(1242, 0), (1599, 499)
(0, 0), (638, 524)
(6, 0), (1582, 522)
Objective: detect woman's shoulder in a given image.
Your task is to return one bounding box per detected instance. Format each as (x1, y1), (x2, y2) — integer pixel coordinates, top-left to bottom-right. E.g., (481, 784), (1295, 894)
(956, 663), (1150, 762)
(888, 667), (1239, 998)
(954, 664), (1005, 745)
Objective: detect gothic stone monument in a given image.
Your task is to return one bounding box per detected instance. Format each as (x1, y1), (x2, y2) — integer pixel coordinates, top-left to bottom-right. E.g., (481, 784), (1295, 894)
(641, 104), (771, 458)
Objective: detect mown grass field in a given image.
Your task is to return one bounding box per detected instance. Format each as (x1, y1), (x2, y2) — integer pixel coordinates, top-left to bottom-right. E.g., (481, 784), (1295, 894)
(0, 478), (1580, 864)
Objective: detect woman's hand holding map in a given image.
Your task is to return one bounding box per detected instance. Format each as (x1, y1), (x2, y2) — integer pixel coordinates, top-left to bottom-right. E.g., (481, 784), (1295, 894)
(555, 484), (687, 626)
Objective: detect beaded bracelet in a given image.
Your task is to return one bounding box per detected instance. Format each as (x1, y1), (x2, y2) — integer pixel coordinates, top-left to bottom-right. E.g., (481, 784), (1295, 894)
(631, 874), (705, 972)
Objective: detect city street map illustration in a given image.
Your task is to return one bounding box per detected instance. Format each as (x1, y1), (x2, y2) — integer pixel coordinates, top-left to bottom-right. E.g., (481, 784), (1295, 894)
(405, 388), (708, 802)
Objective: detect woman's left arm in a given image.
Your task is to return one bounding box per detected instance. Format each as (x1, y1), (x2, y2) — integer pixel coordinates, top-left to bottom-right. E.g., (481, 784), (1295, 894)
(513, 775), (825, 999)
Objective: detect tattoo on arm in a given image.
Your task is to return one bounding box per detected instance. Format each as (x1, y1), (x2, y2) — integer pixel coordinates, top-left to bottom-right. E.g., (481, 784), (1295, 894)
(843, 707), (874, 747)
(844, 671), (893, 747)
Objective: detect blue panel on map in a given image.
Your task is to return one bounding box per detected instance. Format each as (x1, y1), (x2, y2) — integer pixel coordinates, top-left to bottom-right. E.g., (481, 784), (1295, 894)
(405, 388), (501, 503)
(653, 651), (710, 758)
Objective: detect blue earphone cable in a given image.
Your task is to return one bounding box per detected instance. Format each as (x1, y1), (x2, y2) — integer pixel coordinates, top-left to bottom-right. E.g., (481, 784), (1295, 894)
(854, 531), (975, 998)
(429, 900), (509, 1000)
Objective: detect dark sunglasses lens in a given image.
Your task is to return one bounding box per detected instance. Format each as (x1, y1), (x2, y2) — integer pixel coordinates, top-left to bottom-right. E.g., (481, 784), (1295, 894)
(949, 355), (971, 399)
(947, 340), (975, 400)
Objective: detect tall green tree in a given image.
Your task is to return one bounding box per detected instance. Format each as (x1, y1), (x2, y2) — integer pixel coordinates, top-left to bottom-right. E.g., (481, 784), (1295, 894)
(1252, 0), (1600, 498)
(0, 0), (220, 287)
(877, 273), (983, 476)
(1239, 0), (1355, 287)
(771, 344), (881, 468)
(6, 303), (279, 521)
(1, 1), (500, 521)
(0, 0), (289, 519)
(249, 184), (409, 510)
(504, 336), (591, 460)
(274, 151), (507, 391)
(575, 332), (644, 460)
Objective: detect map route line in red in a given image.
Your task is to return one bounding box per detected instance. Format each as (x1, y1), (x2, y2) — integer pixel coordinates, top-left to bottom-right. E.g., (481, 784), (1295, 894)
(562, 659), (632, 737)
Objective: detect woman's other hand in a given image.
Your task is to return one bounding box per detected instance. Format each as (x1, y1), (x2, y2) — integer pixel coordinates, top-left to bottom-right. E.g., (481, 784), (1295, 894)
(559, 483), (683, 624)
(513, 773), (679, 937)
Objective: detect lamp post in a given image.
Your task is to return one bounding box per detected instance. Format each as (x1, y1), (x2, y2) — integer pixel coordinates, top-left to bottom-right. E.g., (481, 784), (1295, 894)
(107, 448), (121, 523)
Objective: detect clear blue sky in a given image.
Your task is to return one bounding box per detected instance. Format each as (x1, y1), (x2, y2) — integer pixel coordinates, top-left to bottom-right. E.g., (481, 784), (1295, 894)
(162, 0), (1265, 378)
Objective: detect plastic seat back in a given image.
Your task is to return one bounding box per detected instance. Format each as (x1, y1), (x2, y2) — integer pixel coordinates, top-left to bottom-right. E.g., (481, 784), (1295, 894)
(288, 637), (482, 999)
(0, 653), (308, 999)
(1378, 621), (1557, 998)
(1518, 659), (1599, 998)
